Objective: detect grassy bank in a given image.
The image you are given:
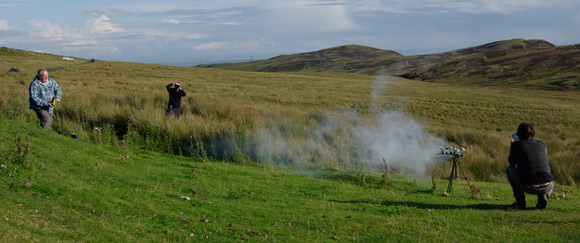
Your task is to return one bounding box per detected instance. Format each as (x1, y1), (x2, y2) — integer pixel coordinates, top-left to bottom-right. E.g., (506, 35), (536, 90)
(1, 118), (578, 241)
(1, 49), (579, 184)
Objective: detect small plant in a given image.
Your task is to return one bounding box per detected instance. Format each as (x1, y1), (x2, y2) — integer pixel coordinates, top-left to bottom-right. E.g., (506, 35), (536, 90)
(10, 132), (30, 169)
(120, 140), (128, 150)
(470, 184), (481, 199)
(188, 135), (208, 162)
(197, 141), (208, 162)
(227, 192), (241, 199)
(2, 102), (26, 121)
(553, 184), (568, 200)
(404, 185), (415, 194)
(431, 175), (437, 193)
(357, 173), (367, 186)
(381, 158), (388, 185)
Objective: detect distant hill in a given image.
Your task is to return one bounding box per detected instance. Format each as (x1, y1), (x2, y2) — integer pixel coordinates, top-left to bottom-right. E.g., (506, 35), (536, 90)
(201, 39), (580, 90)
(198, 44), (402, 73)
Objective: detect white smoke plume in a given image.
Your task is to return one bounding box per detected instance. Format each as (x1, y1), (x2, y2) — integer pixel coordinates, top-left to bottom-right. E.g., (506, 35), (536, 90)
(362, 73), (447, 175)
(359, 111), (446, 175)
(253, 72), (446, 176)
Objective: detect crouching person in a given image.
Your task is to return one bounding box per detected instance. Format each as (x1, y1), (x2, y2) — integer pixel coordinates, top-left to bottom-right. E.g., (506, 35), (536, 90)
(506, 122), (554, 209)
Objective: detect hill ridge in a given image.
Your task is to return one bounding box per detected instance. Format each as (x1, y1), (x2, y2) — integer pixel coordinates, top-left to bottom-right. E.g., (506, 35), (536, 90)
(201, 38), (580, 90)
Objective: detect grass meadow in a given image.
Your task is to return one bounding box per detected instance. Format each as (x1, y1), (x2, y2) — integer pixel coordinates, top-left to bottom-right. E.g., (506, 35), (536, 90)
(1, 118), (579, 241)
(1, 49), (579, 185)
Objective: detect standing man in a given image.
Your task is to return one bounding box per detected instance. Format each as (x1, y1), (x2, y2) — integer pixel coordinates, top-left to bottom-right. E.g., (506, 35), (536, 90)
(166, 82), (186, 119)
(29, 69), (62, 129)
(506, 122), (554, 209)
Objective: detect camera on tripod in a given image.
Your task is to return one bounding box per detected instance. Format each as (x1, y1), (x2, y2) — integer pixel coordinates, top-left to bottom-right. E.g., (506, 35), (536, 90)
(439, 146), (466, 157)
(439, 146), (471, 194)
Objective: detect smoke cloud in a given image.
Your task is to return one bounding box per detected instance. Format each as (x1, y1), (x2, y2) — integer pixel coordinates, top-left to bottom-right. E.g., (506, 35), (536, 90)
(362, 73), (446, 175)
(253, 73), (446, 176)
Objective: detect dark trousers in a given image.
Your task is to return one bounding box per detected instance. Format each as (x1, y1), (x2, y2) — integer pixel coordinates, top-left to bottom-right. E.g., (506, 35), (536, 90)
(166, 106), (181, 119)
(34, 109), (53, 129)
(506, 165), (554, 203)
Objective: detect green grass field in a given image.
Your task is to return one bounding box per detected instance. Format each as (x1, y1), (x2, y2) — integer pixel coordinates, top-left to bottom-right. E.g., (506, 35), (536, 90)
(1, 118), (578, 242)
(1, 48), (579, 241)
(1, 49), (579, 184)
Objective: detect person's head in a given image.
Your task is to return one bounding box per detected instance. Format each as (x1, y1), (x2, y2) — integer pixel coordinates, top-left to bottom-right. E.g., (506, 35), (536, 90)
(516, 122), (535, 140)
(175, 82), (181, 87)
(37, 69), (48, 83)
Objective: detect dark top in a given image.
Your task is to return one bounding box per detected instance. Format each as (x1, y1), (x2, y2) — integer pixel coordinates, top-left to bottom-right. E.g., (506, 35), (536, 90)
(508, 139), (553, 185)
(166, 83), (186, 108)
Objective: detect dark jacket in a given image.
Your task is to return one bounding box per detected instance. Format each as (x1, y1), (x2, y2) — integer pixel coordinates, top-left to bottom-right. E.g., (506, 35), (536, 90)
(508, 139), (553, 185)
(166, 83), (186, 108)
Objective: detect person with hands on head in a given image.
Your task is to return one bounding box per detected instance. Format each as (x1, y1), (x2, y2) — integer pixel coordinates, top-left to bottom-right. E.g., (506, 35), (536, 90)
(506, 122), (554, 209)
(29, 69), (62, 129)
(165, 82), (186, 119)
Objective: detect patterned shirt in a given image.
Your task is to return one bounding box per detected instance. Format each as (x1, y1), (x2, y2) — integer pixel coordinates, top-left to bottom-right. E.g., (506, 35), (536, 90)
(29, 77), (62, 112)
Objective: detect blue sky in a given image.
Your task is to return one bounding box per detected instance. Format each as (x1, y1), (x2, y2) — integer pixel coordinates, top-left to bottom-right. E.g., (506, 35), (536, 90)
(1, 0), (579, 65)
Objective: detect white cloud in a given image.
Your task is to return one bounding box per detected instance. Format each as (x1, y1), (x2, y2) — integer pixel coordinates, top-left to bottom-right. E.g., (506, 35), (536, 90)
(86, 15), (125, 34)
(83, 9), (131, 18)
(27, 15), (124, 46)
(265, 0), (356, 32)
(436, 0), (545, 14)
(0, 20), (10, 31)
(189, 39), (274, 54)
(27, 20), (98, 46)
(220, 22), (242, 25)
(163, 19), (180, 24)
(355, 0), (416, 13)
(187, 34), (203, 39)
(28, 15), (124, 38)
(353, 0), (566, 15)
(195, 42), (225, 50)
(144, 29), (203, 39)
(28, 20), (82, 40)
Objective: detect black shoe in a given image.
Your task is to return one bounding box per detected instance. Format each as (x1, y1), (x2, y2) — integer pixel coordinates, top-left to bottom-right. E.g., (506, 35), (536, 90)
(536, 194), (548, 209)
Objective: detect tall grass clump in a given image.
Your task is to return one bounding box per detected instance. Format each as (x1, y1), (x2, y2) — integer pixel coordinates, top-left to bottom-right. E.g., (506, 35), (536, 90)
(5, 132), (31, 170)
(550, 155), (580, 186)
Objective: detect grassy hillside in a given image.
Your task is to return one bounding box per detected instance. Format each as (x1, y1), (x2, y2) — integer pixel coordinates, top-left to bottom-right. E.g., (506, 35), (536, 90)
(1, 47), (579, 186)
(1, 118), (579, 241)
(204, 39), (580, 90)
(200, 44), (402, 72)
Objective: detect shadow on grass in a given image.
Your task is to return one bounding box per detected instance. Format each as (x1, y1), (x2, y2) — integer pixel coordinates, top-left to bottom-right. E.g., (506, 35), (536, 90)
(329, 199), (516, 211)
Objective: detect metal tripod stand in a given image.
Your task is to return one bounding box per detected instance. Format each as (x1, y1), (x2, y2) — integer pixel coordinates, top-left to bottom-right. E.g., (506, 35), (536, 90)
(446, 155), (471, 193)
(439, 146), (471, 193)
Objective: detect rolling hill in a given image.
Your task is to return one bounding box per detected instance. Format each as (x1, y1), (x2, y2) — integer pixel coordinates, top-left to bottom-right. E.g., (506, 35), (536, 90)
(201, 39), (580, 90)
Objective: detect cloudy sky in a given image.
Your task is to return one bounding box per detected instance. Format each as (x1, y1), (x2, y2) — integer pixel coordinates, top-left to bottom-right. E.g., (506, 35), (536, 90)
(1, 0), (579, 65)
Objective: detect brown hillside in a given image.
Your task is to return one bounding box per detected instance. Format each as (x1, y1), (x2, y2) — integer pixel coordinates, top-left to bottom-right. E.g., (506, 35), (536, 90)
(204, 39), (580, 90)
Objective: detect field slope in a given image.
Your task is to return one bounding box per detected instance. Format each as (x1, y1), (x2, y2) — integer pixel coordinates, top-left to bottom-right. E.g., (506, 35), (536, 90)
(1, 46), (580, 185)
(1, 118), (579, 241)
